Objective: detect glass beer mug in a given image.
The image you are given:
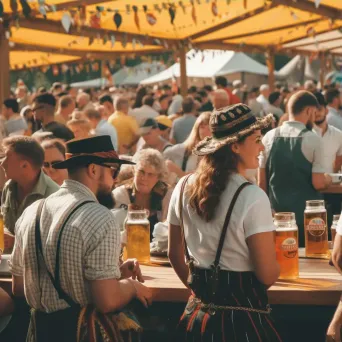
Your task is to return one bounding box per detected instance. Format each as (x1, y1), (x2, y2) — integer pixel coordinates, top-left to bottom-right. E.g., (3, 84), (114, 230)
(274, 212), (299, 279)
(304, 200), (329, 258)
(331, 214), (340, 247)
(125, 205), (150, 264)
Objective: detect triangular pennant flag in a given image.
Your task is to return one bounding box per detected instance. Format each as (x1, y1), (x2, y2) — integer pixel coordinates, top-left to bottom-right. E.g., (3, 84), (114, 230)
(61, 13), (72, 33)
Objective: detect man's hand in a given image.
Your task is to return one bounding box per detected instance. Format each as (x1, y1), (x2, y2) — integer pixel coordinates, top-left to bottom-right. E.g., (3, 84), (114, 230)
(120, 259), (144, 283)
(326, 320), (341, 342)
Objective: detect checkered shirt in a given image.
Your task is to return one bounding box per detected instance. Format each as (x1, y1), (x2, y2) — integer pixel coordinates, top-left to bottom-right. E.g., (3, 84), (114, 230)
(9, 180), (121, 313)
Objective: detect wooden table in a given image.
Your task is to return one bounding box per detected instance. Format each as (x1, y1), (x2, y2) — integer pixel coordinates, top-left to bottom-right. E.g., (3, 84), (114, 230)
(1, 249), (342, 306)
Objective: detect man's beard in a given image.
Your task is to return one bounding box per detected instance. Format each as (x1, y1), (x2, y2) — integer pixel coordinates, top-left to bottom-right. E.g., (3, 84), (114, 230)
(306, 121), (313, 130)
(314, 118), (326, 126)
(96, 188), (115, 209)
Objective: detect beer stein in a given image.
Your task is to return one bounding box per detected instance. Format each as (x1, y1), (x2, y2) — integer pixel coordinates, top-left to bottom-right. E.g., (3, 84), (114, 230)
(304, 200), (329, 258)
(331, 214), (340, 247)
(125, 205), (150, 264)
(274, 212), (299, 279)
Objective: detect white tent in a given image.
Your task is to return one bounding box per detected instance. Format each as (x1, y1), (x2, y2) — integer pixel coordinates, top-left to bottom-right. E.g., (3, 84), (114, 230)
(70, 77), (108, 88)
(277, 55), (320, 84)
(121, 62), (166, 85)
(140, 50), (271, 86)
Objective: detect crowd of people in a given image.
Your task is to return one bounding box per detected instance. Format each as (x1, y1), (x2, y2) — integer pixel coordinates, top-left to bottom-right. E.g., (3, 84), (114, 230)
(0, 76), (342, 341)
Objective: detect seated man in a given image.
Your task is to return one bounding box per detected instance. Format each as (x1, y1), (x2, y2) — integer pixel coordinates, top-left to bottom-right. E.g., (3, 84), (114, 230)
(1, 136), (59, 237)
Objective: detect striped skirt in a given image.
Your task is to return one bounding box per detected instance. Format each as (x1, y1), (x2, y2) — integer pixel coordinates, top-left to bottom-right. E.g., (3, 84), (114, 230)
(177, 268), (283, 342)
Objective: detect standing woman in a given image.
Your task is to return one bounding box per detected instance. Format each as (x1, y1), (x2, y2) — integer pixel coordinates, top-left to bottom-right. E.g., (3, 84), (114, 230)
(168, 104), (282, 341)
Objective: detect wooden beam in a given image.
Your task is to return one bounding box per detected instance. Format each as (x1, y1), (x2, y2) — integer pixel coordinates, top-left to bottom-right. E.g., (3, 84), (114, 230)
(206, 18), (321, 44)
(272, 0), (342, 20)
(266, 49), (275, 92)
(194, 42), (265, 54)
(190, 3), (276, 41)
(10, 42), (163, 58)
(0, 33), (10, 105)
(179, 45), (187, 98)
(52, 0), (108, 12)
(17, 17), (178, 47)
(285, 36), (342, 50)
(319, 53), (325, 87)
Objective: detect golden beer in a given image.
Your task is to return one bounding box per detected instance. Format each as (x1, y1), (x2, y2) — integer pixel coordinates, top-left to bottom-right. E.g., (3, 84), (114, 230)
(331, 215), (340, 247)
(304, 200), (329, 258)
(125, 206), (150, 264)
(274, 213), (299, 279)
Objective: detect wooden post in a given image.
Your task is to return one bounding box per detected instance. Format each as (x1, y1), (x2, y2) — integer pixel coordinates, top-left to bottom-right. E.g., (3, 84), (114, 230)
(266, 49), (275, 92)
(179, 45), (187, 98)
(319, 53), (325, 88)
(0, 32), (10, 105)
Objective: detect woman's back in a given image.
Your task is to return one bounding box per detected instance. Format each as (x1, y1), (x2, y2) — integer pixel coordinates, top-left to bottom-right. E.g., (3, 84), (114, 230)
(168, 173), (275, 271)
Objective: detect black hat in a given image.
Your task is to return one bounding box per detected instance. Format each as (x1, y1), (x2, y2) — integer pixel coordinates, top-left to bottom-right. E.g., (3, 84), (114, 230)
(53, 135), (134, 169)
(138, 118), (158, 135)
(193, 103), (273, 156)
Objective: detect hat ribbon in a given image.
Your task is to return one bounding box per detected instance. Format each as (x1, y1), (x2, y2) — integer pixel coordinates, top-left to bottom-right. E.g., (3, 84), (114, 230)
(65, 150), (119, 160)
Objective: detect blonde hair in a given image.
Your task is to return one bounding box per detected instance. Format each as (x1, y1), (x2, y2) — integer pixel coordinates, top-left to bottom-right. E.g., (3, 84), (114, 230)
(183, 111), (211, 153)
(133, 148), (167, 181)
(67, 119), (91, 132)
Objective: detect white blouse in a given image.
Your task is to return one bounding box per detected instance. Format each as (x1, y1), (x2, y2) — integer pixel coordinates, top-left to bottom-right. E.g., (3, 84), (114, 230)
(167, 173), (275, 271)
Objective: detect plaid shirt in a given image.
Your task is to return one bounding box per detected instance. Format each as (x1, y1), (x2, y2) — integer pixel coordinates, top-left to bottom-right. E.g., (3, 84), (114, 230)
(9, 180), (121, 314)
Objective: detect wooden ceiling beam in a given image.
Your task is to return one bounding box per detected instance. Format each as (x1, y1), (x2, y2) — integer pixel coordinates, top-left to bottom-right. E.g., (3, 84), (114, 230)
(286, 36), (342, 49)
(10, 42), (164, 58)
(190, 3), (277, 41)
(273, 0), (342, 20)
(16, 17), (178, 46)
(194, 42), (266, 54)
(52, 0), (110, 12)
(205, 18), (322, 44)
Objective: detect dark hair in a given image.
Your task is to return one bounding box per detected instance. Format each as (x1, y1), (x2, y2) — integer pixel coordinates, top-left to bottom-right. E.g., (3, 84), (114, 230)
(249, 87), (259, 94)
(189, 139), (247, 222)
(133, 87), (147, 109)
(34, 93), (56, 107)
(313, 92), (327, 107)
(325, 89), (340, 105)
(197, 90), (208, 99)
(3, 99), (19, 113)
(162, 84), (171, 91)
(182, 97), (195, 114)
(37, 87), (47, 94)
(188, 86), (197, 94)
(142, 95), (154, 107)
(99, 94), (113, 105)
(268, 92), (281, 105)
(203, 85), (213, 93)
(288, 91), (318, 116)
(59, 95), (74, 109)
(215, 76), (228, 88)
(41, 138), (66, 157)
(65, 85), (72, 92)
(2, 136), (44, 168)
(51, 82), (62, 91)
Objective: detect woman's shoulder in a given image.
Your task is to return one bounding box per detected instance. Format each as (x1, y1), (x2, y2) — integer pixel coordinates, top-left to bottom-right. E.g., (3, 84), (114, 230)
(163, 143), (185, 156)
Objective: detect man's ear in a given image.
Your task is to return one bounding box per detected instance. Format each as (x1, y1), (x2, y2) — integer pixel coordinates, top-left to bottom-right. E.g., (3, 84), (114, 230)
(231, 143), (240, 154)
(86, 163), (97, 180)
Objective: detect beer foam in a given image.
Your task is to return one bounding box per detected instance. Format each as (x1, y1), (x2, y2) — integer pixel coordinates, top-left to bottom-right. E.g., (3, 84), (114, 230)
(276, 228), (297, 231)
(126, 220), (150, 225)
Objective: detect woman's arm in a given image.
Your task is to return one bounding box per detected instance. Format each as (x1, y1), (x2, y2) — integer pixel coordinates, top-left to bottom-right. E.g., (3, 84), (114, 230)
(246, 231), (279, 287)
(168, 223), (190, 288)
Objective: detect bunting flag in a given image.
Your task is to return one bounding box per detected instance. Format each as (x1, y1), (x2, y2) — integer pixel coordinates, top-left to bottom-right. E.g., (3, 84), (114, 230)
(211, 0), (218, 16)
(113, 11), (122, 29)
(168, 5), (176, 24)
(146, 12), (157, 25)
(132, 5), (140, 30)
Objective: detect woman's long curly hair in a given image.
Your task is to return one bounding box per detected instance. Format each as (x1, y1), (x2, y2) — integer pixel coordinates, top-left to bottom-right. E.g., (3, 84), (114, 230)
(188, 135), (249, 222)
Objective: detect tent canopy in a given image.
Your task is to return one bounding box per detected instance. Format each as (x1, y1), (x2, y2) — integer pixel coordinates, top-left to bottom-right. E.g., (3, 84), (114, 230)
(141, 49), (270, 84)
(3, 0), (342, 69)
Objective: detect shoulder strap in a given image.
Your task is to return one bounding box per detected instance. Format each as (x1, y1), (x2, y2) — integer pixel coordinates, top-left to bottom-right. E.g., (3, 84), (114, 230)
(213, 182), (251, 267)
(35, 200), (94, 307)
(181, 150), (190, 172)
(298, 128), (309, 137)
(178, 174), (192, 264)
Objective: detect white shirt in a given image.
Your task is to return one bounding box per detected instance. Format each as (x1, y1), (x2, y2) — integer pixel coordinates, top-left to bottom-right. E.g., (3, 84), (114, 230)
(130, 105), (159, 125)
(256, 94), (269, 112)
(312, 124), (342, 173)
(167, 173), (275, 271)
(259, 121), (326, 174)
(327, 107), (342, 131)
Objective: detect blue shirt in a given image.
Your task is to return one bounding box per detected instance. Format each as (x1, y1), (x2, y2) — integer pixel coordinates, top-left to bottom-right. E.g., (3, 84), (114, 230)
(95, 119), (118, 151)
(171, 114), (196, 144)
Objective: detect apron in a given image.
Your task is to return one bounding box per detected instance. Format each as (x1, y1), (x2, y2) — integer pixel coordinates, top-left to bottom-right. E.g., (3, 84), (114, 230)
(266, 127), (323, 247)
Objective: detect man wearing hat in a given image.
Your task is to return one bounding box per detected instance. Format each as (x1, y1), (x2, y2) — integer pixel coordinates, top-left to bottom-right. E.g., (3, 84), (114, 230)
(156, 115), (173, 144)
(9, 136), (152, 342)
(136, 118), (172, 153)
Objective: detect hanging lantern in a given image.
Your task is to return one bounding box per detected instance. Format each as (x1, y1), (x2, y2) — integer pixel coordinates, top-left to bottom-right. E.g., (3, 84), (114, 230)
(113, 11), (122, 29)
